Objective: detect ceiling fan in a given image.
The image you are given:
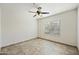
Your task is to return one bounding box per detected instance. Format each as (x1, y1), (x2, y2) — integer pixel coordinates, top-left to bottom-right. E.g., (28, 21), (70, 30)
(29, 3), (49, 17)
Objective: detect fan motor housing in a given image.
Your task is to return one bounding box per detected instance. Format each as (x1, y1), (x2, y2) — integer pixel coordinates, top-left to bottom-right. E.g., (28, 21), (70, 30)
(37, 11), (41, 15)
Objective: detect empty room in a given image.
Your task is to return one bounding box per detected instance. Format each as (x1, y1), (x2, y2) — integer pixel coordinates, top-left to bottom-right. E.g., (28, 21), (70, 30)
(0, 3), (79, 55)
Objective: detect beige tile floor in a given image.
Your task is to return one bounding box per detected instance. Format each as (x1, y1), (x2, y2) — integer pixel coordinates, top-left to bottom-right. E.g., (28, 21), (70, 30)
(1, 39), (79, 55)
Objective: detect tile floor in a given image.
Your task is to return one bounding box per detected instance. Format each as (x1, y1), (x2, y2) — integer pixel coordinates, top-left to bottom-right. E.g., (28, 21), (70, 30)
(1, 39), (79, 55)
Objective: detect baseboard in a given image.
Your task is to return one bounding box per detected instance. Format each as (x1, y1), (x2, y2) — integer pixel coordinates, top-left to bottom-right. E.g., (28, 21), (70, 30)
(38, 37), (77, 48)
(1, 37), (37, 49)
(1, 37), (78, 50)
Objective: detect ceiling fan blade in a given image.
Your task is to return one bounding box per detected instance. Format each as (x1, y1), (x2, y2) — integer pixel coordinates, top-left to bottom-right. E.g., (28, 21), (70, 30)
(29, 11), (36, 13)
(41, 12), (49, 14)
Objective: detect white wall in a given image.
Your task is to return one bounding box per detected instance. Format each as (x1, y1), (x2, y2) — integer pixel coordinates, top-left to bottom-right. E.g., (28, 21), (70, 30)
(77, 7), (79, 50)
(1, 4), (37, 47)
(38, 9), (77, 46)
(0, 8), (1, 50)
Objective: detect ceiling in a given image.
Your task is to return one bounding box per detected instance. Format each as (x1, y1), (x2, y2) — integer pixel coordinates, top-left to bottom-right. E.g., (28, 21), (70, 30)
(0, 3), (79, 18)
(30, 3), (79, 18)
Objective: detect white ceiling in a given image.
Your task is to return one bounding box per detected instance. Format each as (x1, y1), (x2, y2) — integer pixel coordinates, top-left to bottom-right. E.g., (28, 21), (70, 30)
(30, 3), (79, 18)
(0, 3), (79, 18)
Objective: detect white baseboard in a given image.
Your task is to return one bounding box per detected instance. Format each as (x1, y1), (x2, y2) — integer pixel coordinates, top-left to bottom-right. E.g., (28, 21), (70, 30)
(1, 37), (37, 48)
